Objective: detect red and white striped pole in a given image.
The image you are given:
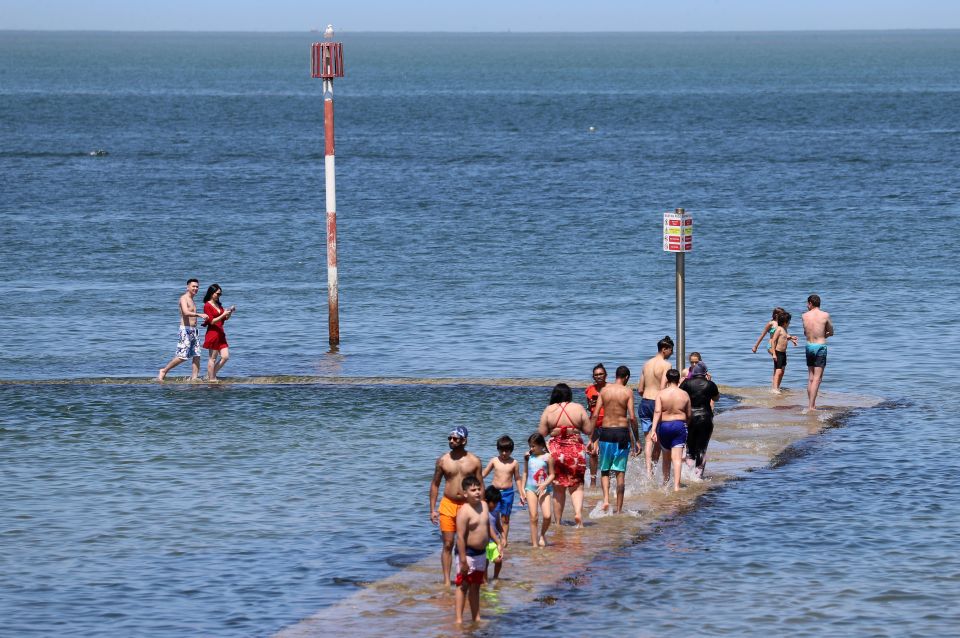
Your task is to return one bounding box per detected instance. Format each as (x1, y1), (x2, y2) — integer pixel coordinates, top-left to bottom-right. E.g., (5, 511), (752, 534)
(312, 26), (345, 347)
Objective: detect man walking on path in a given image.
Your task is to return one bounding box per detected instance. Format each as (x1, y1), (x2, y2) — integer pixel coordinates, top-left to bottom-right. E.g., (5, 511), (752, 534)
(590, 365), (639, 514)
(802, 294), (834, 410)
(650, 369), (691, 492)
(157, 278), (207, 382)
(429, 426), (484, 585)
(637, 336), (674, 478)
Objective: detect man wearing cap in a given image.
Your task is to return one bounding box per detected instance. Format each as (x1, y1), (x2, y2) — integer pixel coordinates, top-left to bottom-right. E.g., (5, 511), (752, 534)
(429, 426), (484, 586)
(680, 362), (720, 478)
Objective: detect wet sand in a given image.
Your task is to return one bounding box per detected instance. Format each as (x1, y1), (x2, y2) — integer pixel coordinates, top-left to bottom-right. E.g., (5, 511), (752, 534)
(274, 385), (879, 637)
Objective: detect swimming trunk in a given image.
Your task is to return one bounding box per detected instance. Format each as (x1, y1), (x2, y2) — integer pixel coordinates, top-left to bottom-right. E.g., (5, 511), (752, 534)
(455, 546), (487, 586)
(806, 343), (827, 368)
(638, 398), (656, 434)
(774, 350), (787, 370)
(686, 408), (713, 468)
(597, 427), (630, 473)
(657, 420), (687, 450)
(486, 540), (501, 562)
(438, 496), (463, 533)
(494, 486), (514, 516)
(174, 326), (202, 360)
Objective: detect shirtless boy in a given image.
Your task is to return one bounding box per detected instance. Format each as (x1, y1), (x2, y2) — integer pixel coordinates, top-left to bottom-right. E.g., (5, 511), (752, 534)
(429, 426), (483, 585)
(638, 336), (674, 477)
(590, 365), (639, 513)
(771, 311), (793, 393)
(157, 278), (208, 382)
(454, 476), (490, 624)
(482, 435), (526, 547)
(802, 294), (835, 410)
(650, 369), (692, 491)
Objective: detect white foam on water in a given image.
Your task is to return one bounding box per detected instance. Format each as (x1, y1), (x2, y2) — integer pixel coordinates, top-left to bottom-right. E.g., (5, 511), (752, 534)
(588, 501), (613, 519)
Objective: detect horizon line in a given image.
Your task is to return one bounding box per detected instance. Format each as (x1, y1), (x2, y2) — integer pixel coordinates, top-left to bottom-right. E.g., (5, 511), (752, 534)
(2, 27), (960, 35)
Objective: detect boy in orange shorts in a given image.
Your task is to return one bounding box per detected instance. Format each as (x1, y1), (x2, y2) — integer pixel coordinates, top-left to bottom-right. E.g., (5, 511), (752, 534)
(429, 426), (483, 585)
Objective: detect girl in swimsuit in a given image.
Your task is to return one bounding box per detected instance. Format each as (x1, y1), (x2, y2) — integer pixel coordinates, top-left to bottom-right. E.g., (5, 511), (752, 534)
(524, 433), (555, 547)
(538, 383), (594, 529)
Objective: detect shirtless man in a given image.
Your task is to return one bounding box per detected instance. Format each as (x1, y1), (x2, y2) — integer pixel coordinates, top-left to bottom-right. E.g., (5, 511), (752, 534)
(650, 369), (692, 491)
(429, 426), (483, 585)
(590, 365), (639, 513)
(157, 278), (207, 382)
(802, 294), (835, 410)
(637, 336), (674, 477)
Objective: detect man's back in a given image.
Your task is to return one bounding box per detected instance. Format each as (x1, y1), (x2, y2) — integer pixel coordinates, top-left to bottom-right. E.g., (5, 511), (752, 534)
(658, 386), (690, 421)
(803, 308), (832, 343)
(599, 383), (633, 427)
(639, 356), (670, 400)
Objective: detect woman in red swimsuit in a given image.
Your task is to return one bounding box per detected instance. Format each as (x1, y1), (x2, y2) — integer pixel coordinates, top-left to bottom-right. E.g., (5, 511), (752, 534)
(537, 383), (594, 528)
(201, 283), (235, 382)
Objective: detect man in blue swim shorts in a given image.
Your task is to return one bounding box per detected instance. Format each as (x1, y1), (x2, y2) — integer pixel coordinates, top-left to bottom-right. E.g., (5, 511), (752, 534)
(590, 365), (640, 513)
(638, 336), (674, 478)
(801, 294), (834, 410)
(651, 369), (692, 492)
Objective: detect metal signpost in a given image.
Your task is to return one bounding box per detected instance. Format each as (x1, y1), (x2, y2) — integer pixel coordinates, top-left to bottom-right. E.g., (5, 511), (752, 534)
(311, 25), (345, 347)
(663, 208), (693, 370)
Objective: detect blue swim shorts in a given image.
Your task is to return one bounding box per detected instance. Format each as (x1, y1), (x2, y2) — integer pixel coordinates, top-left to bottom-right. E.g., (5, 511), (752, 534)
(597, 427), (631, 473)
(657, 420), (687, 450)
(175, 326), (201, 360)
(806, 344), (827, 368)
(494, 487), (515, 516)
(638, 398), (656, 434)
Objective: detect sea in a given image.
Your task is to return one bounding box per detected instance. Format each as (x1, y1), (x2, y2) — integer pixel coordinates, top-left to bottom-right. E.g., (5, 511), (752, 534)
(1, 30), (959, 636)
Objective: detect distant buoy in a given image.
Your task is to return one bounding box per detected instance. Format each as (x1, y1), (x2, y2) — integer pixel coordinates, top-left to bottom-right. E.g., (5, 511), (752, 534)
(588, 126), (596, 132)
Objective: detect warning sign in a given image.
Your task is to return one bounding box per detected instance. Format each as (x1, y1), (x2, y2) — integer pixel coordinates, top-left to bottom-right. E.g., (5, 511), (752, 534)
(663, 209), (693, 252)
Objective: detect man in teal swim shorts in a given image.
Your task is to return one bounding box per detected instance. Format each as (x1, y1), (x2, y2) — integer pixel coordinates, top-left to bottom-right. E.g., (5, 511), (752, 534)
(590, 365), (640, 514)
(802, 294), (834, 410)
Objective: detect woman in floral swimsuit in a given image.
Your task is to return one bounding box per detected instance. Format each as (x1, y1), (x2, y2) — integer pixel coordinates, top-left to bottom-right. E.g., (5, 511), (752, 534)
(537, 383), (595, 528)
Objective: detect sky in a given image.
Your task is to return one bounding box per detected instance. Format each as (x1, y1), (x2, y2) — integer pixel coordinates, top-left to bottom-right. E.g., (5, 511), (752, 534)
(2, 0), (959, 32)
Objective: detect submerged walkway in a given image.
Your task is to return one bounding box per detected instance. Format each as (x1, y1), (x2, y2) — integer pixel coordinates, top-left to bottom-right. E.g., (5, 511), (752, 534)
(274, 385), (879, 637)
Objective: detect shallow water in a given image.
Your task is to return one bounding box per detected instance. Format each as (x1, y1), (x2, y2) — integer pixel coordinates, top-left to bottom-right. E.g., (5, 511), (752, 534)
(1, 30), (959, 636)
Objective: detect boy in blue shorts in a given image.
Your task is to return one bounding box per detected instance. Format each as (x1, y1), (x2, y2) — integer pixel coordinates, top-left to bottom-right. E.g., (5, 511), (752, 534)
(482, 435), (525, 547)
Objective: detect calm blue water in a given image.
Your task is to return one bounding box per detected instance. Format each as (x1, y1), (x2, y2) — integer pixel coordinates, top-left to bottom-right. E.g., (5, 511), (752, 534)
(1, 30), (959, 636)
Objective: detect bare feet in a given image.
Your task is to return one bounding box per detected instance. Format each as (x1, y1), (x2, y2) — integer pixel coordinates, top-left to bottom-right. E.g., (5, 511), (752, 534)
(538, 536), (546, 547)
(207, 378), (220, 384)
(157, 369), (166, 382)
(574, 514), (583, 529)
(601, 501), (610, 511)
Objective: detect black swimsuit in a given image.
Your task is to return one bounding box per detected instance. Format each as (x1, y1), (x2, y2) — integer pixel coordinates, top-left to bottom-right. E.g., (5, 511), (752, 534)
(680, 377), (720, 468)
